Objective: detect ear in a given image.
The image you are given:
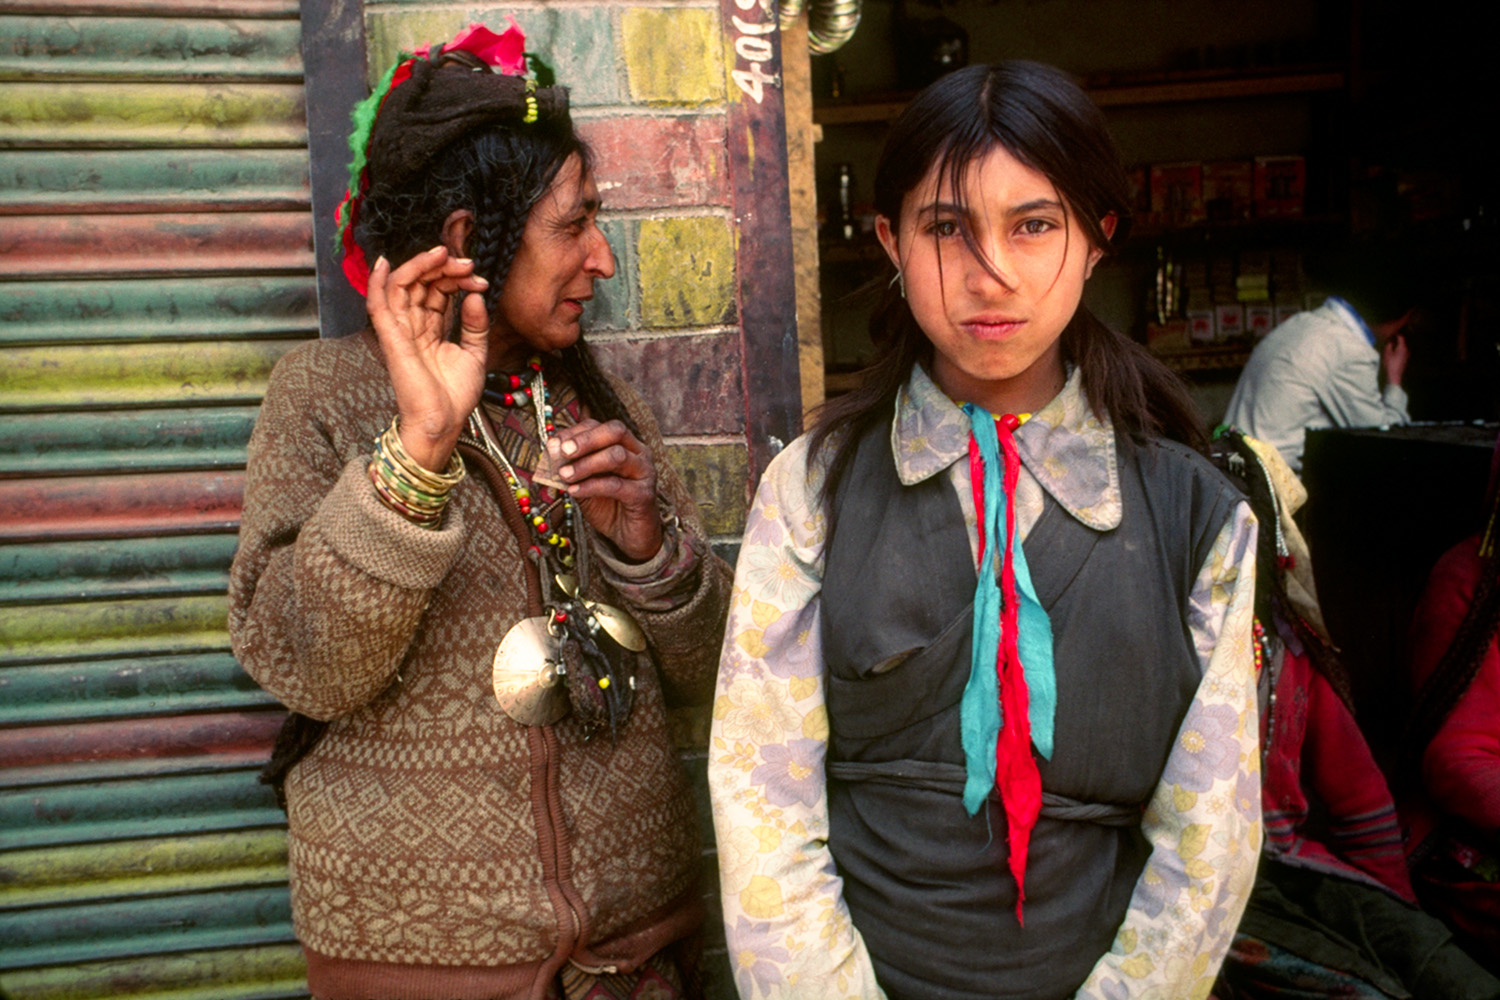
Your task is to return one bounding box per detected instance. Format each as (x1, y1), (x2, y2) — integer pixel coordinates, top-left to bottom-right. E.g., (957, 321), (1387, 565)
(1085, 211), (1118, 279)
(440, 209), (476, 258)
(875, 214), (901, 272)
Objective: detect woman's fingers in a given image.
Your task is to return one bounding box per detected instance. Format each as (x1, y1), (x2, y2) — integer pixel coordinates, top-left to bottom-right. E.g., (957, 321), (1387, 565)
(547, 420), (652, 484)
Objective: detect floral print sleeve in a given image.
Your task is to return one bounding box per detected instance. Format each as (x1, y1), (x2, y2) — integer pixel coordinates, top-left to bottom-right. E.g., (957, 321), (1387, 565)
(709, 435), (888, 1000)
(1075, 502), (1262, 1000)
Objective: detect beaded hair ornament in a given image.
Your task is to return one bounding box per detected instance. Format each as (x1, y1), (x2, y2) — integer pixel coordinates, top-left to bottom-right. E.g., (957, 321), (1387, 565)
(334, 18), (564, 295)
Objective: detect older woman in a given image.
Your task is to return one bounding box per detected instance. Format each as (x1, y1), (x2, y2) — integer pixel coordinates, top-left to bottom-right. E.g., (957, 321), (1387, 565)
(229, 22), (729, 1000)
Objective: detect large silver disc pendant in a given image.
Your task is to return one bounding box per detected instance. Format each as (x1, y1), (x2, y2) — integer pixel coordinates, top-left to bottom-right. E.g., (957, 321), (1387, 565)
(492, 617), (569, 726)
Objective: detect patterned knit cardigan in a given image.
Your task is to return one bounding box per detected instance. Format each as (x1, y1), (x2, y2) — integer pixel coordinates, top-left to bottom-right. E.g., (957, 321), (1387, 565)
(228, 330), (731, 996)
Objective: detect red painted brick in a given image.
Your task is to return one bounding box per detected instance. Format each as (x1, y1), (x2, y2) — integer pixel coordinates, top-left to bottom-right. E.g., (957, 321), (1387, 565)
(592, 333), (744, 437)
(580, 115), (730, 210)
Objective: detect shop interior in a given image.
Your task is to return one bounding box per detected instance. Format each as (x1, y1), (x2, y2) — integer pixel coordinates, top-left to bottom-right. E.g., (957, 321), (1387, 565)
(807, 0), (1496, 427)
(802, 0), (1498, 753)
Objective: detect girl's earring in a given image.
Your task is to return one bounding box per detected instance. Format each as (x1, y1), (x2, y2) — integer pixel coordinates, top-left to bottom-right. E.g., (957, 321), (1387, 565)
(889, 269), (906, 299)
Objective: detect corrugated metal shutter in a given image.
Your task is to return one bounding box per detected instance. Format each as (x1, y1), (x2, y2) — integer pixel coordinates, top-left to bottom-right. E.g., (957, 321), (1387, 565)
(0, 1), (316, 995)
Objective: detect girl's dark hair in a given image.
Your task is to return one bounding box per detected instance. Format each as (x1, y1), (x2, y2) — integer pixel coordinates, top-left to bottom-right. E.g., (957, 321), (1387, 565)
(353, 103), (637, 433)
(809, 61), (1205, 512)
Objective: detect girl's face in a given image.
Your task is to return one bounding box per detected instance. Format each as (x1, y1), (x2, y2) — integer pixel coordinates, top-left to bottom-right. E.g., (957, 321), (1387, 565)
(876, 144), (1107, 416)
(489, 154), (615, 370)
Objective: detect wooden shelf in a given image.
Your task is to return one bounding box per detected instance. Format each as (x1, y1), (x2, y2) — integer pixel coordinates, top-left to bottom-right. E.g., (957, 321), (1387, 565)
(1152, 345), (1252, 373)
(814, 68), (1345, 126)
(1088, 69), (1344, 108)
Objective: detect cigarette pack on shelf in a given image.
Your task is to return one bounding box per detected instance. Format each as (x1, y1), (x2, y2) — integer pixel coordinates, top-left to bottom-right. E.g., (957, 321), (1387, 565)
(1246, 302), (1276, 338)
(1254, 155), (1306, 218)
(1215, 302), (1245, 341)
(1202, 161), (1254, 222)
(1150, 162), (1205, 225)
(1186, 286), (1215, 345)
(1274, 299), (1302, 326)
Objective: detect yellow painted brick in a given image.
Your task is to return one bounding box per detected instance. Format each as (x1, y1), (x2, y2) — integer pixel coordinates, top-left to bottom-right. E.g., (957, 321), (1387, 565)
(638, 217), (736, 328)
(622, 8), (725, 105)
(666, 442), (749, 538)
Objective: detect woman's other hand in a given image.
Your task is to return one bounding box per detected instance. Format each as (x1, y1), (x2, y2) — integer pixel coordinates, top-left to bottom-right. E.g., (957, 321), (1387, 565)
(547, 419), (663, 563)
(366, 247), (490, 471)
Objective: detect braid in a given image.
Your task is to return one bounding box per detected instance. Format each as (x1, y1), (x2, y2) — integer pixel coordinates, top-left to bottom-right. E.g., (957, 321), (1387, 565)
(1405, 550), (1500, 759)
(1216, 429), (1355, 711)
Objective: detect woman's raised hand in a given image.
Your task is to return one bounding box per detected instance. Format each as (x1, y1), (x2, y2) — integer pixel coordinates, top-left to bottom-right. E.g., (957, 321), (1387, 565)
(366, 247), (491, 471)
(547, 419), (664, 564)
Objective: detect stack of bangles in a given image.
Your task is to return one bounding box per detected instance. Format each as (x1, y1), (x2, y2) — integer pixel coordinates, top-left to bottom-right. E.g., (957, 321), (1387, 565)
(368, 416), (467, 529)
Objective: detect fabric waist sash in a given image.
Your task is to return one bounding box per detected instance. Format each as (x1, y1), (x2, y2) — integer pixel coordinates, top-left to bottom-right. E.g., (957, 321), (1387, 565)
(826, 760), (1141, 826)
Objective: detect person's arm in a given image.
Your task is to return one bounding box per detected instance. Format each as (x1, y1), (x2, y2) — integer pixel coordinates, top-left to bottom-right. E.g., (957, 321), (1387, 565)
(230, 249), (489, 718)
(1315, 335), (1409, 429)
(1076, 503), (1261, 1000)
(1301, 668), (1415, 898)
(1413, 540), (1500, 836)
(709, 440), (887, 1000)
(227, 347), (469, 719)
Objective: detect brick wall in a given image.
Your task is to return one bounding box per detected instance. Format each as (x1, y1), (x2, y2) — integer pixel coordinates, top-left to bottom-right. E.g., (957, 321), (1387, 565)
(363, 4), (797, 994)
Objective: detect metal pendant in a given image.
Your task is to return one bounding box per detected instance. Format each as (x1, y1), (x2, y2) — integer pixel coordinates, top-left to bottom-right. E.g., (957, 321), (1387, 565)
(554, 573), (648, 652)
(492, 616), (569, 726)
(584, 601), (648, 652)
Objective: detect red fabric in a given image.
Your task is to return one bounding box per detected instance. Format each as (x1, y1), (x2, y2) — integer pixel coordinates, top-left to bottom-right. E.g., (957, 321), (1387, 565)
(1261, 645), (1414, 900)
(1408, 536), (1500, 837)
(1401, 536), (1500, 954)
(969, 414), (1042, 925)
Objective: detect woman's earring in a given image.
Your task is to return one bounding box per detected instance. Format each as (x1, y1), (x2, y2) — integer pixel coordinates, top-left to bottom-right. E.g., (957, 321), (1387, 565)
(889, 269), (906, 299)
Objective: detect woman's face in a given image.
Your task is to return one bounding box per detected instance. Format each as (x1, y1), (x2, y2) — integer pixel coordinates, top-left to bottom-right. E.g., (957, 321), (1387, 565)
(876, 144), (1105, 415)
(489, 154), (615, 369)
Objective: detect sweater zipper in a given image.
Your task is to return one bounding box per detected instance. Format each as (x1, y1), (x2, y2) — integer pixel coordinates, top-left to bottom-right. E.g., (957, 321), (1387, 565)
(458, 423), (592, 969)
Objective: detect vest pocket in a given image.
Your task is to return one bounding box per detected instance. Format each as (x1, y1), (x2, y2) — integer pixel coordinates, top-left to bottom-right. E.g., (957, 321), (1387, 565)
(826, 603), (972, 740)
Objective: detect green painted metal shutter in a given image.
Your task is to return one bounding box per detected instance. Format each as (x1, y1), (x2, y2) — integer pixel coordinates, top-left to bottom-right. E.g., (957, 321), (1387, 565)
(0, 1), (317, 995)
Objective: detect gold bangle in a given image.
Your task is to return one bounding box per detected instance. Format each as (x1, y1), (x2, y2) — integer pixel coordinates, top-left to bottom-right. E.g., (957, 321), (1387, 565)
(381, 416), (466, 490)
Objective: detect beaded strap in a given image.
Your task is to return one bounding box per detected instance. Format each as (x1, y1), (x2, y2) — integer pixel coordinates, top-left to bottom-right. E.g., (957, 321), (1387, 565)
(367, 415), (466, 529)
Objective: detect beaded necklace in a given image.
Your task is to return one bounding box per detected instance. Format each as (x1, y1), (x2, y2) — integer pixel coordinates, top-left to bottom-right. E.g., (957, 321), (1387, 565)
(473, 357), (575, 569)
(473, 359), (641, 738)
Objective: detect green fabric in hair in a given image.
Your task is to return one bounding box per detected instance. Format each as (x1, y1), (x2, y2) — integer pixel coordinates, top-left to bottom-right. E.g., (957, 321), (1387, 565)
(336, 52), (416, 242)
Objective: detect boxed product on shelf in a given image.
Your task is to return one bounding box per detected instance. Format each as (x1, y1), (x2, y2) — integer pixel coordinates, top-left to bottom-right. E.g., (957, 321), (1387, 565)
(1202, 161), (1254, 222)
(1150, 162), (1205, 225)
(1235, 273), (1271, 302)
(1275, 298), (1303, 326)
(1246, 301), (1276, 338)
(1185, 286), (1215, 345)
(1254, 155), (1306, 218)
(1214, 301), (1245, 340)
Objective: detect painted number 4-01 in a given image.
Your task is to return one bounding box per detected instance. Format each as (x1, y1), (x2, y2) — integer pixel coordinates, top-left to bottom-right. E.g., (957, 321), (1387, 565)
(731, 0), (778, 103)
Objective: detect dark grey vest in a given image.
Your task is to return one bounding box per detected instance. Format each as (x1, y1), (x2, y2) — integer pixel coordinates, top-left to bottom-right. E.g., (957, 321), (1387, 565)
(821, 418), (1240, 1000)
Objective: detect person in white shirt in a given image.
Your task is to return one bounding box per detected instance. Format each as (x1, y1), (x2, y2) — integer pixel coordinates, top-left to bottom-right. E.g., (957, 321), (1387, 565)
(1224, 254), (1415, 473)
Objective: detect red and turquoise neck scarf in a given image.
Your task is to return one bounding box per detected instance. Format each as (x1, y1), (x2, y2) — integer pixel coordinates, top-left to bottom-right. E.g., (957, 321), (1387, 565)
(960, 404), (1057, 924)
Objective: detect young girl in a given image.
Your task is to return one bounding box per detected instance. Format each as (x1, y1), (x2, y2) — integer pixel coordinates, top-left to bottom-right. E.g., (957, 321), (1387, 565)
(709, 62), (1260, 1000)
